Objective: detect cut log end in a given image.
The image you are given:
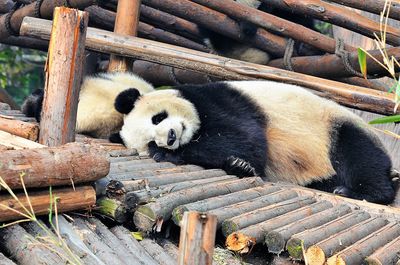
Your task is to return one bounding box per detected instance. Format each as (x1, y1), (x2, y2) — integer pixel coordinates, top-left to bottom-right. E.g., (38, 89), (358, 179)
(326, 255), (346, 265)
(222, 219), (239, 236)
(96, 197), (127, 223)
(225, 232), (256, 254)
(264, 231), (285, 255)
(305, 245), (326, 265)
(286, 238), (305, 260)
(133, 205), (158, 231)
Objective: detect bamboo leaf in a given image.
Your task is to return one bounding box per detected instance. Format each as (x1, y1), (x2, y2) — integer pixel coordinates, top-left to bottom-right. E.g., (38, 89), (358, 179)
(358, 48), (368, 79)
(369, 114), (400, 124)
(131, 231), (143, 241)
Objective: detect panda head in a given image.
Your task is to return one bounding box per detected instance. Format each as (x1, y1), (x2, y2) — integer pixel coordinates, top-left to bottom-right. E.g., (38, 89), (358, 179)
(114, 88), (200, 153)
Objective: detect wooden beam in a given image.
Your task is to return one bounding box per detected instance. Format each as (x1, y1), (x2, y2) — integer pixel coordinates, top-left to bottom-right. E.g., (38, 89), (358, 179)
(0, 116), (39, 141)
(38, 7), (88, 146)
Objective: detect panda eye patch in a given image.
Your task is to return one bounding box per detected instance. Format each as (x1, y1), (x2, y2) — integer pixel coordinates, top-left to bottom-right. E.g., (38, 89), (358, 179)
(152, 111), (168, 125)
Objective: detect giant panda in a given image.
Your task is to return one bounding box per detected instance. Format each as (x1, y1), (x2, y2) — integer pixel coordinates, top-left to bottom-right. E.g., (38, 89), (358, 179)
(22, 72), (154, 138)
(111, 80), (397, 204)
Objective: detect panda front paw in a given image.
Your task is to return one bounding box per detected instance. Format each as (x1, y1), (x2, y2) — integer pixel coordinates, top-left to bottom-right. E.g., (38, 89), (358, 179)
(224, 156), (257, 178)
(333, 186), (352, 197)
(148, 142), (184, 164)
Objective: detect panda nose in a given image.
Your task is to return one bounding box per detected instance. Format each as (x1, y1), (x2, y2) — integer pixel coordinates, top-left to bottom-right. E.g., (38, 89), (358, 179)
(167, 129), (176, 146)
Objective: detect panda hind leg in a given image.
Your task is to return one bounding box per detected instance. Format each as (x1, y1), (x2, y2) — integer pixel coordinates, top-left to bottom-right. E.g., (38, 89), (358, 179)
(330, 122), (395, 204)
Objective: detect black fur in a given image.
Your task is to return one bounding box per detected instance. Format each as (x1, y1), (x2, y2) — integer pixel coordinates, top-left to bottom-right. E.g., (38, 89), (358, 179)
(21, 89), (44, 122)
(147, 83), (268, 178)
(308, 121), (395, 204)
(109, 132), (123, 144)
(114, 88), (141, 114)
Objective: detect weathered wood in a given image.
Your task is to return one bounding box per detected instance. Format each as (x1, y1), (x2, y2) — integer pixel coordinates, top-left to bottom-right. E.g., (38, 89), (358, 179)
(38, 7), (88, 146)
(329, 0), (400, 21)
(0, 86), (19, 110)
(286, 211), (371, 260)
(110, 226), (159, 265)
(0, 142), (109, 189)
(0, 102), (11, 110)
(0, 0), (13, 13)
(21, 17), (400, 115)
(0, 36), (48, 51)
(326, 223), (400, 265)
(0, 224), (65, 265)
(159, 239), (179, 261)
(71, 217), (126, 265)
(365, 236), (400, 265)
(178, 212), (217, 265)
(0, 130), (44, 149)
(208, 190), (299, 228)
(133, 177), (264, 231)
(307, 217), (389, 264)
(172, 185), (281, 225)
(0, 252), (16, 265)
(0, 116), (38, 140)
(0, 186), (96, 222)
(108, 148), (138, 157)
(264, 204), (352, 254)
(0, 113), (38, 122)
(222, 197), (319, 237)
(140, 239), (176, 265)
(109, 161), (177, 174)
(96, 197), (127, 223)
(108, 0), (140, 72)
(125, 175), (238, 208)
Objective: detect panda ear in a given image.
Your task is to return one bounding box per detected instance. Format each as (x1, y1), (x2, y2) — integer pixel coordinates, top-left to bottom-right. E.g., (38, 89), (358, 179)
(114, 88), (141, 114)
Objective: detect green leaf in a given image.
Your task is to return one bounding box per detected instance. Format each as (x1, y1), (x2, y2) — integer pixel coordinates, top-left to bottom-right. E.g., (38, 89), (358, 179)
(369, 115), (400, 124)
(358, 48), (368, 79)
(131, 231), (143, 241)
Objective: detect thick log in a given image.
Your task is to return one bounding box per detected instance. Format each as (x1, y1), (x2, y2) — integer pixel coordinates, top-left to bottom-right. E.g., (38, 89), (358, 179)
(225, 200), (332, 250)
(133, 177), (264, 231)
(178, 212), (217, 265)
(71, 217), (126, 265)
(329, 0), (400, 21)
(0, 36), (48, 51)
(0, 116), (38, 140)
(286, 211), (371, 260)
(172, 185), (281, 225)
(125, 175), (237, 207)
(365, 236), (400, 265)
(109, 161), (177, 174)
(222, 197), (319, 237)
(0, 142), (109, 189)
(0, 224), (65, 265)
(108, 148), (138, 157)
(0, 130), (44, 149)
(189, 0), (354, 53)
(0, 186), (96, 222)
(20, 17), (400, 115)
(110, 226), (159, 265)
(39, 7), (88, 146)
(140, 239), (176, 265)
(266, 0), (400, 46)
(142, 0), (287, 57)
(307, 217), (389, 264)
(108, 0), (140, 72)
(336, 77), (388, 92)
(96, 197), (127, 223)
(208, 190), (299, 228)
(0, 102), (11, 110)
(264, 204), (351, 254)
(0, 252), (16, 265)
(325, 223), (400, 265)
(0, 0), (13, 13)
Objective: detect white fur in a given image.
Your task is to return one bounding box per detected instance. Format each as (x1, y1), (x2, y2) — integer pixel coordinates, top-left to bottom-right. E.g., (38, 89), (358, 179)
(77, 72), (154, 138)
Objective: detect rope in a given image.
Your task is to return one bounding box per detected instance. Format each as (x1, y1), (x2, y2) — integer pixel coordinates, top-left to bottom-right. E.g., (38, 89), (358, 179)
(5, 2), (22, 36)
(169, 67), (182, 85)
(283, 38), (295, 71)
(34, 0), (44, 18)
(335, 38), (367, 78)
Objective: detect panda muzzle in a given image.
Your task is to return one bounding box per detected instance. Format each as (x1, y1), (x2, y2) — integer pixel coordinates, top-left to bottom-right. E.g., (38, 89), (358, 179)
(167, 129), (176, 146)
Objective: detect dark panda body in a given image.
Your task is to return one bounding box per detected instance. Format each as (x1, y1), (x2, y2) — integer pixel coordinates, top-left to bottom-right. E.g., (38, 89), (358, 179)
(114, 81), (396, 204)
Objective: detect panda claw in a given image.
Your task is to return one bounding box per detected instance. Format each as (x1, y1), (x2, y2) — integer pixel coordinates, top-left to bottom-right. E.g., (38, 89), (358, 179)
(225, 156), (257, 178)
(333, 186), (351, 197)
(152, 152), (165, 162)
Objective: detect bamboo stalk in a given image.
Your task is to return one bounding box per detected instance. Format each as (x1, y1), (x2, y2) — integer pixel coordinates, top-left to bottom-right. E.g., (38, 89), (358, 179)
(178, 212), (217, 265)
(20, 17), (400, 115)
(0, 116), (39, 140)
(286, 210), (371, 260)
(172, 185), (281, 225)
(133, 177), (264, 231)
(264, 204), (351, 254)
(365, 236), (400, 265)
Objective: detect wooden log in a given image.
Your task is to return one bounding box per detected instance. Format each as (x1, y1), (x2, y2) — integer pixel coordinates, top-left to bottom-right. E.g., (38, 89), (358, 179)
(286, 211), (371, 260)
(71, 217), (126, 265)
(96, 197), (127, 223)
(336, 77), (388, 92)
(133, 177), (264, 231)
(54, 215), (106, 265)
(108, 148), (138, 157)
(0, 116), (38, 140)
(189, 0), (354, 53)
(0, 142), (109, 189)
(365, 236), (400, 265)
(307, 217), (389, 264)
(0, 224), (65, 265)
(0, 130), (44, 149)
(109, 161), (177, 174)
(0, 186), (96, 222)
(158, 239), (179, 261)
(108, 0), (141, 72)
(172, 185), (281, 225)
(0, 252), (16, 265)
(0, 113), (38, 122)
(0, 102), (11, 110)
(178, 212), (217, 265)
(222, 197), (319, 237)
(0, 86), (19, 110)
(39, 7), (88, 146)
(325, 223), (400, 265)
(266, 0), (400, 46)
(264, 204), (351, 254)
(110, 226), (159, 265)
(0, 0), (13, 13)
(208, 190), (299, 228)
(20, 17), (400, 115)
(140, 239), (176, 265)
(0, 36), (48, 51)
(329, 0), (400, 21)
